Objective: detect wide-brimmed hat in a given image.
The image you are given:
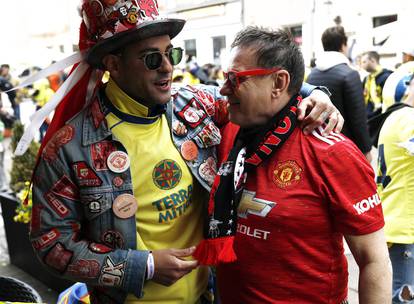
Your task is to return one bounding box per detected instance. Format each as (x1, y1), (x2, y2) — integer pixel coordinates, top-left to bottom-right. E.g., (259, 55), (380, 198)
(81, 0), (185, 69)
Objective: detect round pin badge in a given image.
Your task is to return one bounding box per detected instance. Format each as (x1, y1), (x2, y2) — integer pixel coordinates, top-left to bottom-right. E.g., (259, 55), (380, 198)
(112, 194), (137, 219)
(181, 140), (199, 161)
(89, 201), (101, 213)
(107, 151), (130, 173)
(112, 176), (124, 188)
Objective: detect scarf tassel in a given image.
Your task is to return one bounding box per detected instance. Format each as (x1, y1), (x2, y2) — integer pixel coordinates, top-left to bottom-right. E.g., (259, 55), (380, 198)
(194, 236), (237, 266)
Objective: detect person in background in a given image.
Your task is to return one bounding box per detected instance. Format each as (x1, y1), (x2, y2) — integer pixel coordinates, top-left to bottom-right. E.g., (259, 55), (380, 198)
(47, 61), (65, 92)
(307, 26), (372, 161)
(374, 74), (414, 303)
(0, 95), (8, 192)
(195, 26), (391, 304)
(361, 51), (393, 117)
(0, 64), (18, 120)
(172, 68), (184, 83)
(209, 66), (224, 86)
(31, 78), (55, 142)
(402, 48), (414, 64)
(0, 64), (18, 85)
(28, 1), (342, 303)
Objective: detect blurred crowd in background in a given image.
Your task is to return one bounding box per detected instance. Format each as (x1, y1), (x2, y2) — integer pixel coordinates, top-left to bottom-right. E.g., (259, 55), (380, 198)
(2, 26), (414, 138)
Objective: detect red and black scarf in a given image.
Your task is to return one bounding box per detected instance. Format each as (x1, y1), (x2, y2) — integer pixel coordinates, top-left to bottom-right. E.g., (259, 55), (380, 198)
(194, 94), (301, 265)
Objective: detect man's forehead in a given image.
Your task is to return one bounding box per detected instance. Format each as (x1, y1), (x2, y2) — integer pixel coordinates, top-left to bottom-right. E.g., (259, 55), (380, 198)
(227, 46), (257, 69)
(126, 35), (172, 52)
(362, 54), (372, 61)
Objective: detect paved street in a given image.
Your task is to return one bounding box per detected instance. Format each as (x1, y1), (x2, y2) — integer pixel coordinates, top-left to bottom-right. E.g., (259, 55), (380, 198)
(0, 209), (60, 303)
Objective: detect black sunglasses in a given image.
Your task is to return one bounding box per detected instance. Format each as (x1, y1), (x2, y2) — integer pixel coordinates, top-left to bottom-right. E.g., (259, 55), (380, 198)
(138, 47), (183, 70)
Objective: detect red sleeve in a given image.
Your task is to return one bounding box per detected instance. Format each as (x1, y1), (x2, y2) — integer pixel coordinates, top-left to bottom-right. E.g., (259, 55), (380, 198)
(320, 141), (384, 235)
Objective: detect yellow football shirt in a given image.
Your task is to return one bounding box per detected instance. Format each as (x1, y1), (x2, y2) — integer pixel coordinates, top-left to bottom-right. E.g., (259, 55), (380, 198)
(377, 106), (414, 244)
(105, 79), (207, 303)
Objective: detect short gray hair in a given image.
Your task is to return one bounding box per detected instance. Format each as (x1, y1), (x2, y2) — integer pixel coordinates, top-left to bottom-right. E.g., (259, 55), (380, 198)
(231, 26), (304, 94)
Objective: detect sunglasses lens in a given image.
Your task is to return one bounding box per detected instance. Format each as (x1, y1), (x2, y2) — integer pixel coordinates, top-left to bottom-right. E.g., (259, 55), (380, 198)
(169, 48), (183, 66)
(142, 48), (183, 70)
(144, 53), (163, 70)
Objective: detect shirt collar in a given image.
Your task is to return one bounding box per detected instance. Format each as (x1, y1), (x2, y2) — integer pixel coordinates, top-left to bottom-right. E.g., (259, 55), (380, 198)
(105, 78), (166, 118)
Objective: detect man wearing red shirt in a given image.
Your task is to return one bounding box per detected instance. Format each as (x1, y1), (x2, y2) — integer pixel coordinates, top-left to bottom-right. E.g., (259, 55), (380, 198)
(195, 27), (391, 303)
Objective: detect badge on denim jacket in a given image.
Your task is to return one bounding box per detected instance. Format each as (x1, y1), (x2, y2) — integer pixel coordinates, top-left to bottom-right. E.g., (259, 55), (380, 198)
(112, 193), (137, 219)
(181, 140), (199, 161)
(193, 122), (221, 148)
(107, 151), (130, 173)
(198, 156), (217, 186)
(177, 99), (207, 128)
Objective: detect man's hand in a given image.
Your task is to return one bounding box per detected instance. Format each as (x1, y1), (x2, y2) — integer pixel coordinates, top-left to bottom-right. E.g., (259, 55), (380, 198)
(152, 247), (199, 286)
(298, 89), (344, 135)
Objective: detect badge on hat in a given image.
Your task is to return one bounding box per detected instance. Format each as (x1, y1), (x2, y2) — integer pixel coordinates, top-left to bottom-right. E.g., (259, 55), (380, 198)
(82, 0), (185, 69)
(107, 151), (130, 173)
(112, 193), (137, 219)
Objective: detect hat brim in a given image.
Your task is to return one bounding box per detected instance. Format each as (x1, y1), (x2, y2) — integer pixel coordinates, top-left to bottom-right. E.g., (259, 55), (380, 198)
(87, 18), (185, 69)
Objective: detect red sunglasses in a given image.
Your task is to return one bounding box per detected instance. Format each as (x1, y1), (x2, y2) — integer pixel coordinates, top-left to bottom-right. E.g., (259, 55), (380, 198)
(223, 67), (281, 90)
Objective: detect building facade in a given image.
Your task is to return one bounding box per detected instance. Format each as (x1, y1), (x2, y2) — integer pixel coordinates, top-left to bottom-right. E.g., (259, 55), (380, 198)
(159, 0), (414, 70)
(3, 0), (414, 71)
(158, 0), (243, 70)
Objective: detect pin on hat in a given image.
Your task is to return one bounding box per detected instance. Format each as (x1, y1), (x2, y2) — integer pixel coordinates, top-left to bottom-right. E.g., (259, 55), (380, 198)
(81, 0), (186, 69)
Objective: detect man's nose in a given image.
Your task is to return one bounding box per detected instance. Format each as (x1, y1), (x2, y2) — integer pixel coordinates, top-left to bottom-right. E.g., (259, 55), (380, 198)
(159, 54), (173, 73)
(220, 79), (233, 96)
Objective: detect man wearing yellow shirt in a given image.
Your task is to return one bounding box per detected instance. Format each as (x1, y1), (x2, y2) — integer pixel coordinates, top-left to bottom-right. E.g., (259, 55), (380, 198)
(361, 51), (392, 118)
(376, 75), (414, 303)
(29, 1), (343, 303)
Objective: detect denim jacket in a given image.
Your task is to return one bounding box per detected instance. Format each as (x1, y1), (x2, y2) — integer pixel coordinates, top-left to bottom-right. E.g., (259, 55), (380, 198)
(30, 84), (227, 303)
(30, 83), (320, 303)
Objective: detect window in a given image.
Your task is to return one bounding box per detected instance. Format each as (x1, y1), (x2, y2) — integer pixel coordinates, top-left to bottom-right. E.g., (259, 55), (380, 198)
(285, 25), (302, 45)
(212, 36), (226, 61)
(372, 14), (398, 46)
(184, 39), (197, 58)
(373, 15), (397, 28)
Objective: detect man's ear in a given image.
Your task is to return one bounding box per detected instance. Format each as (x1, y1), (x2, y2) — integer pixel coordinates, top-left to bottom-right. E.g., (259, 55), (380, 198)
(271, 70), (290, 98)
(102, 54), (121, 78)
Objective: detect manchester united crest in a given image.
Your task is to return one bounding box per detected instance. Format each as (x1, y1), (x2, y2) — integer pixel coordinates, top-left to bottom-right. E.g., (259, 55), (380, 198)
(152, 159), (182, 190)
(272, 160), (302, 189)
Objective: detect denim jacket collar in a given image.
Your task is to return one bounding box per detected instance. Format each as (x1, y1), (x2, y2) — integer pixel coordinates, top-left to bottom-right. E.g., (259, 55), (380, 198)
(81, 91), (113, 146)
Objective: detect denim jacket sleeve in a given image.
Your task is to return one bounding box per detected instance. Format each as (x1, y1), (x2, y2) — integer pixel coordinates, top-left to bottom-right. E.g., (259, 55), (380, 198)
(30, 132), (148, 298)
(300, 82), (331, 97)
